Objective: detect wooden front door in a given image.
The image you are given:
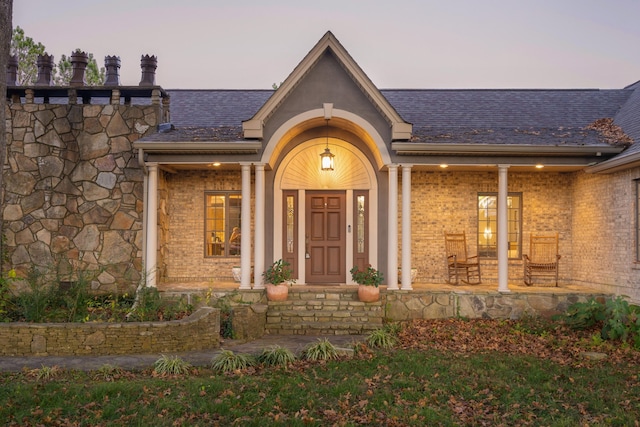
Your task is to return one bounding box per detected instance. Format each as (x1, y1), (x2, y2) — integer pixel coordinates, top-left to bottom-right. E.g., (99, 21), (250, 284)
(305, 191), (346, 283)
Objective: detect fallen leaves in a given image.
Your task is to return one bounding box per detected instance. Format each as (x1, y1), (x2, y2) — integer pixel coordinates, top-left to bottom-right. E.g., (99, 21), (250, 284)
(585, 118), (633, 146)
(396, 318), (640, 367)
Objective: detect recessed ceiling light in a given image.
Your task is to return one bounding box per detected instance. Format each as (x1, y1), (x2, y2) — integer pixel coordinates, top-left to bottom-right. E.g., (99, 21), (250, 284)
(439, 164), (448, 169)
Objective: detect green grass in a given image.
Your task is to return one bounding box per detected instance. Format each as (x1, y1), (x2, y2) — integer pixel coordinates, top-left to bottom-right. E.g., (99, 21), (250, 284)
(1, 349), (638, 426)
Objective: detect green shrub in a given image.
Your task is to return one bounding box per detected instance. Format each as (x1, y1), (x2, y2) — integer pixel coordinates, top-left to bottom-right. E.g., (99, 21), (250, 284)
(562, 298), (606, 329)
(301, 338), (339, 361)
(349, 265), (384, 287)
(563, 296), (640, 349)
(129, 286), (163, 321)
(0, 269), (16, 322)
(257, 345), (296, 367)
(367, 328), (398, 349)
(14, 266), (56, 322)
(211, 350), (255, 373)
(153, 355), (192, 376)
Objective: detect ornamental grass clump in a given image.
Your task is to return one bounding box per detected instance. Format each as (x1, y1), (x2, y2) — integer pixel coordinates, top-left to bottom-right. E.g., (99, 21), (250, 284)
(257, 345), (297, 367)
(301, 338), (339, 361)
(367, 328), (398, 349)
(211, 349), (255, 373)
(153, 355), (192, 376)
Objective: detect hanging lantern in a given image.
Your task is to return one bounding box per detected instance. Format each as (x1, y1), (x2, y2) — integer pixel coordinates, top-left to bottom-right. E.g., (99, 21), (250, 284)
(320, 119), (334, 171)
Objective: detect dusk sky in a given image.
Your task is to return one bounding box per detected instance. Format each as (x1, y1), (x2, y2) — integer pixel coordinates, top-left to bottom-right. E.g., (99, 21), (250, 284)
(12, 0), (640, 90)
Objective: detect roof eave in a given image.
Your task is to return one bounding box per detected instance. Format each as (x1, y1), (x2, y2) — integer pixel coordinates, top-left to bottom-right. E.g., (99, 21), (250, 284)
(585, 151), (640, 173)
(132, 140), (262, 154)
(391, 143), (624, 156)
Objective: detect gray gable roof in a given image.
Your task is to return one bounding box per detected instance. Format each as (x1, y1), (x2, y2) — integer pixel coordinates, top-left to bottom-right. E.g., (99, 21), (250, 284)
(159, 88), (636, 149)
(167, 88), (631, 130)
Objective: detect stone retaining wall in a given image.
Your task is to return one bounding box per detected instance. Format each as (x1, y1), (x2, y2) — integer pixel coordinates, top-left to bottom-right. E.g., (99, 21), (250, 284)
(384, 290), (610, 321)
(0, 307), (220, 357)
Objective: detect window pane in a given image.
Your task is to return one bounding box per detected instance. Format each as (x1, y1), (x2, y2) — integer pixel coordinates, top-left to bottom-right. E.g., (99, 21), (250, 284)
(286, 195), (295, 253)
(229, 195), (242, 256)
(507, 195), (521, 258)
(357, 195), (366, 253)
(478, 193), (521, 258)
(478, 195), (497, 257)
(205, 193), (241, 257)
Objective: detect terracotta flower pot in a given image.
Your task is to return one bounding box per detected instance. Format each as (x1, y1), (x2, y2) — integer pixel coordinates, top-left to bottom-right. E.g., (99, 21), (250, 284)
(266, 283), (289, 301)
(358, 285), (379, 302)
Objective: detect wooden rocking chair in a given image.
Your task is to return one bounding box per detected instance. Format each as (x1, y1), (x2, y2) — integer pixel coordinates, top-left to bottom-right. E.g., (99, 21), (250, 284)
(445, 232), (481, 285)
(523, 233), (561, 286)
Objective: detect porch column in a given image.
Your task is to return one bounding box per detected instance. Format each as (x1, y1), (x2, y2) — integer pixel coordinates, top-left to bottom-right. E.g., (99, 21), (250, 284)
(145, 163), (158, 287)
(240, 163), (252, 290)
(498, 165), (510, 292)
(387, 165), (399, 290)
(253, 163), (265, 289)
(401, 165), (413, 290)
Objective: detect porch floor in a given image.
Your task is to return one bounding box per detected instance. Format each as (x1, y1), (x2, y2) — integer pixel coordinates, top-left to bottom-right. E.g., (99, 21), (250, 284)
(157, 280), (603, 295)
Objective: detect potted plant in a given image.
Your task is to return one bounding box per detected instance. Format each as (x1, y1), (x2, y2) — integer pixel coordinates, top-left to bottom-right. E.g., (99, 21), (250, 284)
(350, 265), (384, 302)
(262, 259), (295, 301)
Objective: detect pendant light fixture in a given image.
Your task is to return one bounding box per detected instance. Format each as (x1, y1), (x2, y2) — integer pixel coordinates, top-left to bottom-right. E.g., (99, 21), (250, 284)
(320, 119), (335, 171)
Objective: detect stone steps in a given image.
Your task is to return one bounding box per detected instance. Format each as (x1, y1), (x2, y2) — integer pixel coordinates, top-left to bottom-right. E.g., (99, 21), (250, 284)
(265, 288), (383, 335)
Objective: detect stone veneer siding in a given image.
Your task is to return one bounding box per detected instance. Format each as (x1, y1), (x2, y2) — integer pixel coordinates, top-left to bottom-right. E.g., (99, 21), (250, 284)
(3, 97), (163, 292)
(0, 307), (220, 357)
(384, 290), (610, 320)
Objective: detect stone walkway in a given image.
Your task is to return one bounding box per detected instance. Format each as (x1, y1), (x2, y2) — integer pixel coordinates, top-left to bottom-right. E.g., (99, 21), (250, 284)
(0, 334), (365, 373)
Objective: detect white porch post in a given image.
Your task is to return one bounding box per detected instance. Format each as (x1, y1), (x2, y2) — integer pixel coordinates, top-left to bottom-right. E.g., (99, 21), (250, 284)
(401, 165), (413, 290)
(240, 163), (252, 290)
(145, 163), (158, 287)
(498, 165), (510, 292)
(253, 164), (265, 289)
(387, 165), (399, 290)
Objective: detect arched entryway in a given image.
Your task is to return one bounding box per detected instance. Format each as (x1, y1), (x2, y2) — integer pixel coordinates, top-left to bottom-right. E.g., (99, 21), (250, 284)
(273, 138), (378, 284)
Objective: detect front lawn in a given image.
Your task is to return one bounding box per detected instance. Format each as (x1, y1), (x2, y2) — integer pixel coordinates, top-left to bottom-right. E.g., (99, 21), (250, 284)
(1, 317), (639, 426)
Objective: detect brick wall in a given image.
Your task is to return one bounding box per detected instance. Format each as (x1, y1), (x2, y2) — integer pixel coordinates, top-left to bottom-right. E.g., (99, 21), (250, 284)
(571, 169), (640, 301)
(164, 170), (254, 281)
(400, 170), (573, 284)
(0, 307), (220, 357)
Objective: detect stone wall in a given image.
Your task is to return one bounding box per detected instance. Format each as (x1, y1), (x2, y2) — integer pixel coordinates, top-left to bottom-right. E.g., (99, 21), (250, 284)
(384, 290), (609, 320)
(3, 93), (163, 292)
(0, 307), (220, 357)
